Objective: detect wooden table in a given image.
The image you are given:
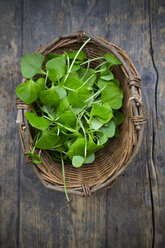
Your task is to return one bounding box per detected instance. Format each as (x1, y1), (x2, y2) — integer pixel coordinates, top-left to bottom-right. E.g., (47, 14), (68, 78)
(0, 0), (164, 247)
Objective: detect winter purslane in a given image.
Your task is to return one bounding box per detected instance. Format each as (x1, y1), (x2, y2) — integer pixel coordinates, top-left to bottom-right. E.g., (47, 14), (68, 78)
(16, 39), (124, 201)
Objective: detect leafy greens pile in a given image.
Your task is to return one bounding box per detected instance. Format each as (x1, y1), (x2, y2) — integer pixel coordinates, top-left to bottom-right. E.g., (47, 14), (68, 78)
(16, 38), (124, 200)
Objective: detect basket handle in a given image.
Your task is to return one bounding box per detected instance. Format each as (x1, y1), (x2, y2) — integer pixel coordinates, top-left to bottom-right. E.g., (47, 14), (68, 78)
(77, 30), (85, 43)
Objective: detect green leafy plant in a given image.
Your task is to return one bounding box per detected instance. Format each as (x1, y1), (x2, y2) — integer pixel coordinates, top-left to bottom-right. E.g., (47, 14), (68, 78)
(16, 38), (125, 201)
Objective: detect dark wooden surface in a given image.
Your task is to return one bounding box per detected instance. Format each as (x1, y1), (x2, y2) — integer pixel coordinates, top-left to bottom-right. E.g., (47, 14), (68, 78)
(0, 0), (164, 247)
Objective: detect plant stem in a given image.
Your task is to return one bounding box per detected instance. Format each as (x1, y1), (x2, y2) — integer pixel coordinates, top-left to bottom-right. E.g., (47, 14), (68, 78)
(81, 60), (90, 81)
(43, 115), (52, 121)
(57, 126), (60, 135)
(83, 115), (89, 124)
(92, 100), (102, 104)
(61, 154), (69, 202)
(79, 118), (87, 159)
(40, 69), (47, 76)
(65, 52), (70, 72)
(53, 144), (63, 148)
(45, 70), (49, 84)
(95, 61), (108, 70)
(78, 74), (95, 90)
(84, 85), (107, 103)
(64, 38), (91, 82)
(56, 122), (75, 132)
(80, 57), (104, 65)
(62, 86), (75, 92)
(32, 146), (35, 153)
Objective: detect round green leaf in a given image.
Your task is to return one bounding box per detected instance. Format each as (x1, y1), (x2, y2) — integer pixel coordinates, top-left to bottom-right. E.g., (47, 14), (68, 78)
(40, 105), (56, 119)
(46, 57), (66, 81)
(90, 103), (113, 125)
(101, 83), (123, 109)
(35, 78), (46, 92)
(57, 110), (76, 128)
(114, 111), (125, 127)
(69, 72), (80, 79)
(54, 86), (67, 99)
(73, 60), (82, 64)
(72, 156), (84, 168)
(100, 120), (116, 138)
(87, 140), (103, 155)
(56, 97), (69, 114)
(100, 71), (114, 81)
(67, 50), (87, 60)
(39, 85), (59, 106)
(32, 159), (42, 164)
(25, 112), (50, 131)
(21, 53), (46, 78)
(65, 77), (83, 90)
(84, 153), (95, 164)
(35, 131), (60, 149)
(47, 53), (65, 60)
(72, 105), (87, 115)
(91, 103), (111, 120)
(104, 53), (122, 66)
(67, 138), (85, 159)
(112, 79), (120, 86)
(25, 152), (42, 164)
(90, 118), (104, 130)
(77, 67), (96, 87)
(68, 87), (90, 107)
(96, 131), (108, 145)
(16, 79), (38, 104)
(97, 78), (108, 89)
(99, 63), (108, 74)
(115, 128), (120, 138)
(71, 64), (81, 72)
(25, 153), (40, 160)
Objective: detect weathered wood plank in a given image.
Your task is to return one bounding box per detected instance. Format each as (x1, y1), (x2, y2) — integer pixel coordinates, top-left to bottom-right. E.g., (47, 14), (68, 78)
(0, 0), (22, 247)
(19, 1), (154, 248)
(104, 0), (154, 247)
(148, 0), (165, 247)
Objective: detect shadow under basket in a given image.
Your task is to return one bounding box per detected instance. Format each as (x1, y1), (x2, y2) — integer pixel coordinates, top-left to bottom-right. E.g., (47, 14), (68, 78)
(16, 31), (145, 197)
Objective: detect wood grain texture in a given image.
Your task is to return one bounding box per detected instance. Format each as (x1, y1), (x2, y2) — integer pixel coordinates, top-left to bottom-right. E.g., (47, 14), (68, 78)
(106, 1), (154, 247)
(0, 0), (165, 247)
(148, 0), (165, 247)
(0, 1), (22, 248)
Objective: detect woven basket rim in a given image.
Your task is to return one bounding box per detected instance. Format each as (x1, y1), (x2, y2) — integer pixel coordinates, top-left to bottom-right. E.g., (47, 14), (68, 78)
(16, 31), (145, 196)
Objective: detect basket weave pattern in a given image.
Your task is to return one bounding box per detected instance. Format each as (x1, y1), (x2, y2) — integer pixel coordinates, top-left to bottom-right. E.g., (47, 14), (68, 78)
(16, 31), (145, 196)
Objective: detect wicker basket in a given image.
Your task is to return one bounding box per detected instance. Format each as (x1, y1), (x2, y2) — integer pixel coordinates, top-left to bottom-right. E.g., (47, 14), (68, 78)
(16, 31), (145, 197)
